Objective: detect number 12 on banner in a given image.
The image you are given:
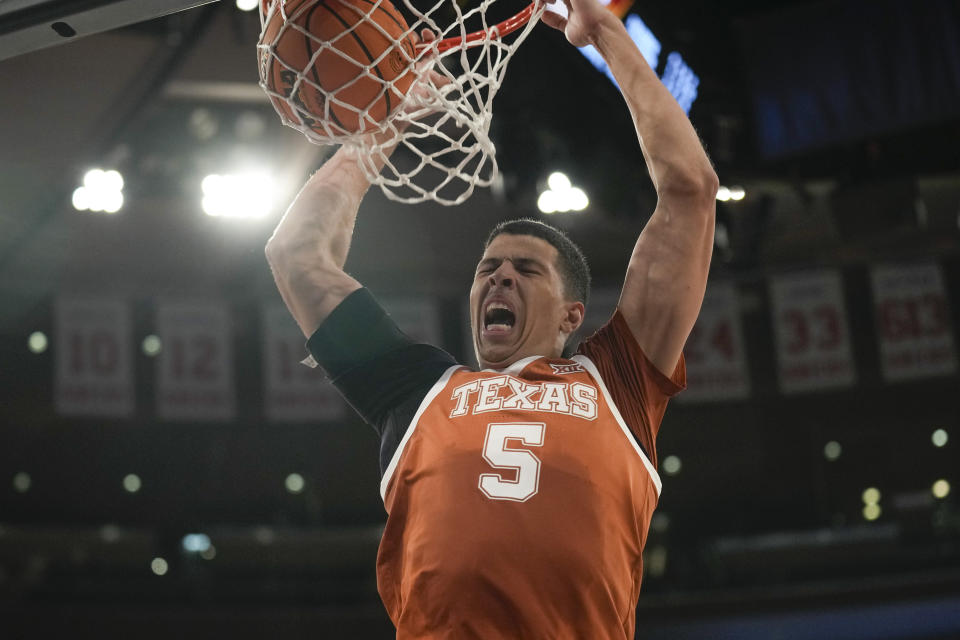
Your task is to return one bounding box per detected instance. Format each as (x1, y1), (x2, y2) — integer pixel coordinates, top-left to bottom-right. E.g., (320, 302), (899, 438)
(155, 301), (235, 421)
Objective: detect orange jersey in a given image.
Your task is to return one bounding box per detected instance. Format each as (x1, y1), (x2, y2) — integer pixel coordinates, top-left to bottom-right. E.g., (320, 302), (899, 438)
(376, 311), (685, 639)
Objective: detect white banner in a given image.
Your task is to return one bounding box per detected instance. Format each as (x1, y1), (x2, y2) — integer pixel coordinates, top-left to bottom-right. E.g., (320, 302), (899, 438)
(54, 296), (133, 417)
(680, 281), (750, 402)
(871, 262), (957, 381)
(262, 305), (346, 422)
(770, 270), (856, 394)
(155, 300), (235, 421)
(380, 296), (441, 345)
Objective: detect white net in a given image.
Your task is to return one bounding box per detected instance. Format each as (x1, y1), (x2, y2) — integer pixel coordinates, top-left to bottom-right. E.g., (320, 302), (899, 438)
(257, 0), (543, 205)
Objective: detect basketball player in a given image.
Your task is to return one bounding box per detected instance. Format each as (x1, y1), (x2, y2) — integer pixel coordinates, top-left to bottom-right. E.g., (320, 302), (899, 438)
(265, 0), (717, 635)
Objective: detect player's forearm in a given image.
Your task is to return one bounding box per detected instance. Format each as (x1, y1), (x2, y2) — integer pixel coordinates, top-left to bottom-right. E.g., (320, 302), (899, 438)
(594, 18), (717, 201)
(264, 146), (371, 336)
(265, 146), (371, 270)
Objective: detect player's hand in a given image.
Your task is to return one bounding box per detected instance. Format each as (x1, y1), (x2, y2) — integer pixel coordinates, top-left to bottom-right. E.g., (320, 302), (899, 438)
(541, 0), (618, 48)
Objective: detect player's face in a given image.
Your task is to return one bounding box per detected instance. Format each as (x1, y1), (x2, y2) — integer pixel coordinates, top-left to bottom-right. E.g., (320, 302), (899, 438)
(470, 234), (583, 369)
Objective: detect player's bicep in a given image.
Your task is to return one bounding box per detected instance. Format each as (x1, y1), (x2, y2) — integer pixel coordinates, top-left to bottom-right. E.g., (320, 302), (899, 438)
(268, 255), (362, 339)
(618, 197), (714, 375)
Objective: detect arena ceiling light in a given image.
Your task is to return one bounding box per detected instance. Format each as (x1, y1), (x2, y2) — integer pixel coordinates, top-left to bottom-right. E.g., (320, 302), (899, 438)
(182, 533), (212, 553)
(537, 171), (589, 214)
(235, 0), (258, 11)
(72, 168), (124, 214)
(716, 185), (746, 202)
(27, 331), (48, 354)
(932, 428), (948, 447)
(201, 171), (275, 219)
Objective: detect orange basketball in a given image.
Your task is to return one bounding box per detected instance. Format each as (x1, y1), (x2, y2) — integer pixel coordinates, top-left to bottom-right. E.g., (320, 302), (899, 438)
(259, 0), (417, 136)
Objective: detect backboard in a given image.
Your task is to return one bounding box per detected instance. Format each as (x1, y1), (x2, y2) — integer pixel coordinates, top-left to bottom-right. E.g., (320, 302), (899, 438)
(0, 0), (216, 61)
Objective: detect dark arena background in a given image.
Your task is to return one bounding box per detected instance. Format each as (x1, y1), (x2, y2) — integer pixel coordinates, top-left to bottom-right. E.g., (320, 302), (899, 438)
(2, 0), (960, 638)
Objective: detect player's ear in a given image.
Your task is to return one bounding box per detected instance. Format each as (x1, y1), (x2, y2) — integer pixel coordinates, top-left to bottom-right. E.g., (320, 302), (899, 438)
(560, 301), (585, 335)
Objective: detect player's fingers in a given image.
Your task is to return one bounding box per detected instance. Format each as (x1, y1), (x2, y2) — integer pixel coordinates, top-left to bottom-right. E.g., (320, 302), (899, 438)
(420, 27), (437, 43)
(426, 69), (454, 96)
(540, 10), (567, 31)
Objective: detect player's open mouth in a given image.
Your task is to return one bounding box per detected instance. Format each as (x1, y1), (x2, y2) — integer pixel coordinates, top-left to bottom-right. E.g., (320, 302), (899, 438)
(483, 302), (516, 335)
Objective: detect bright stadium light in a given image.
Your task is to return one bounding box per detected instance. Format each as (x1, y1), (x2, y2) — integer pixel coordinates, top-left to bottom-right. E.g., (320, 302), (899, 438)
(537, 190), (561, 214)
(547, 172), (571, 192)
(28, 331), (48, 354)
(151, 557), (169, 576)
(236, 0), (258, 10)
(285, 473), (305, 494)
(717, 185), (746, 202)
(123, 473), (142, 493)
(538, 171), (589, 214)
(73, 168), (124, 214)
(862, 503), (881, 521)
(202, 171), (275, 218)
(933, 479), (951, 499)
(662, 455), (682, 475)
(182, 533), (212, 553)
(932, 429), (948, 448)
(142, 335), (162, 357)
(824, 440), (842, 461)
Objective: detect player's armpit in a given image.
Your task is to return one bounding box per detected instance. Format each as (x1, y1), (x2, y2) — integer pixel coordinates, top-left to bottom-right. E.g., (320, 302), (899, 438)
(618, 191), (716, 376)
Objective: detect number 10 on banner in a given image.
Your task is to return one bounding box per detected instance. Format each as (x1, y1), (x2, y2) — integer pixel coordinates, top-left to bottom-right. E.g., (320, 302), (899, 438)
(54, 297), (133, 417)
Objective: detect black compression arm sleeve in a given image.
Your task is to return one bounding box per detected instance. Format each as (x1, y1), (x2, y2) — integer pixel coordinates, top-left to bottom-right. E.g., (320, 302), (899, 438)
(305, 289), (459, 469)
(306, 288), (413, 381)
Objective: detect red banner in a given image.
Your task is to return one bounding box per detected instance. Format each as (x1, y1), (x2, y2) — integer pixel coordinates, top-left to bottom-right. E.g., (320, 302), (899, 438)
(871, 262), (957, 381)
(55, 297), (133, 417)
(155, 300), (235, 421)
(770, 270), (856, 394)
(680, 281), (750, 402)
(262, 305), (346, 422)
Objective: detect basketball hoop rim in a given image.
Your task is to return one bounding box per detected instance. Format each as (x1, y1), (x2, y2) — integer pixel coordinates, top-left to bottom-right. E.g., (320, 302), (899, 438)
(416, 1), (542, 53)
(261, 0), (543, 55)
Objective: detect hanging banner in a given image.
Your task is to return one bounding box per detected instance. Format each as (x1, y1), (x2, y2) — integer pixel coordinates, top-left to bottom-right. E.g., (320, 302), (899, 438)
(680, 281), (751, 402)
(769, 270), (856, 394)
(155, 300), (235, 421)
(380, 296), (442, 346)
(54, 296), (133, 417)
(262, 305), (346, 422)
(871, 262), (957, 381)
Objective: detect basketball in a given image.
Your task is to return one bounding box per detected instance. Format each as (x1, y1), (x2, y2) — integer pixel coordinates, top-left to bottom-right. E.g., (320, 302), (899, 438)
(259, 0), (417, 136)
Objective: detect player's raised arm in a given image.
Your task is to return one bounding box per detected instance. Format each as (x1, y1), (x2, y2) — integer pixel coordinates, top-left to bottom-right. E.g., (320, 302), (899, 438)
(264, 146), (369, 338)
(265, 29), (446, 339)
(543, 0), (719, 375)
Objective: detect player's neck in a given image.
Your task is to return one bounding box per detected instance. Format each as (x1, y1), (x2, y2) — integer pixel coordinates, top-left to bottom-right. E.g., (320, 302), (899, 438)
(480, 343), (565, 371)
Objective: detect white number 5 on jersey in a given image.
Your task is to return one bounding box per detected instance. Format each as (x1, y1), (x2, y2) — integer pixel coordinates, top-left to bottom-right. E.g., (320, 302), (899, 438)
(479, 422), (545, 502)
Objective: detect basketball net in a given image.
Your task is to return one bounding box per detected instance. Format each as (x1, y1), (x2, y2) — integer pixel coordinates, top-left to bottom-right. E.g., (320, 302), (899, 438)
(258, 0), (544, 205)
